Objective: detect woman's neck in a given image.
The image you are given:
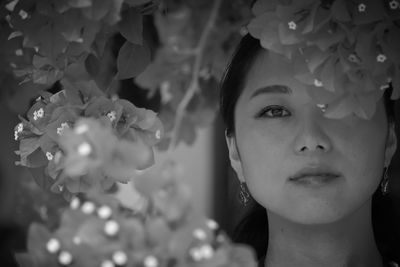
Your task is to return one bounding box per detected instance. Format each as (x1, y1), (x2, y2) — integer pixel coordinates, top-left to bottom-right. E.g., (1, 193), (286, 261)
(264, 198), (384, 267)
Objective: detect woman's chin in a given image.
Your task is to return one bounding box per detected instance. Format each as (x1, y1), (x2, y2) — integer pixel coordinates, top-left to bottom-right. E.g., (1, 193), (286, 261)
(279, 202), (349, 225)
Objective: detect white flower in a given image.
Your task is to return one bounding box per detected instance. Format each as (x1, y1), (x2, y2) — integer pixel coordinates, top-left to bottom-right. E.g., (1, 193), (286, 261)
(70, 197), (80, 209)
(376, 54), (387, 63)
(81, 201), (96, 214)
(160, 81), (172, 104)
(57, 122), (69, 135)
(348, 54), (359, 63)
(390, 0), (399, 9)
(155, 130), (161, 139)
(74, 123), (89, 134)
(101, 260), (115, 267)
(15, 49), (23, 56)
(193, 229), (207, 240)
(199, 245), (214, 259)
(14, 123), (23, 140)
(17, 123), (23, 133)
(46, 152), (53, 161)
(317, 104), (327, 113)
(143, 255), (159, 267)
(314, 79), (323, 87)
(58, 251), (73, 265)
(206, 219), (218, 230)
(189, 245), (214, 261)
(77, 142), (92, 156)
(104, 220), (119, 236)
(107, 111), (117, 122)
(33, 108), (44, 121)
(288, 21), (297, 30)
(112, 251), (127, 265)
(72, 236), (81, 245)
(97, 205), (112, 219)
(18, 9), (28, 19)
(46, 238), (61, 254)
(358, 3), (366, 12)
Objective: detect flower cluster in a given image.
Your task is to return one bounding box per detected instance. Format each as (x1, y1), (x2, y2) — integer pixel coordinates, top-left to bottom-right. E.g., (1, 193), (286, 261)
(3, 0), (157, 85)
(15, 169), (257, 267)
(248, 0), (400, 119)
(14, 78), (164, 198)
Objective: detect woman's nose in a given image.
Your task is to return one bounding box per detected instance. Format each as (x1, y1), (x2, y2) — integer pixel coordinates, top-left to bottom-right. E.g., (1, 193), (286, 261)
(293, 115), (332, 155)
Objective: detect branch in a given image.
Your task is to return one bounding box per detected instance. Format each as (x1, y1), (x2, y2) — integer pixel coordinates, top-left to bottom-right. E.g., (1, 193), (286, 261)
(168, 0), (222, 149)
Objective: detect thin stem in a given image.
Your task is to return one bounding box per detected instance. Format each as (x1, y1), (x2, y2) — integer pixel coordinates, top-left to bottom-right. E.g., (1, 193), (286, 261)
(168, 0), (222, 150)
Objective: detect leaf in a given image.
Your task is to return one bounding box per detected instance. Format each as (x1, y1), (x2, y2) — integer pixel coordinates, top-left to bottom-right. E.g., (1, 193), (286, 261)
(37, 24), (68, 62)
(85, 53), (100, 77)
(355, 91), (380, 120)
(247, 12), (273, 39)
(304, 48), (331, 74)
(278, 22), (302, 45)
(350, 0), (385, 25)
(125, 0), (152, 7)
(81, 0), (110, 20)
(391, 67), (400, 100)
(103, 0), (124, 25)
(117, 41), (151, 79)
(26, 223), (57, 267)
(32, 55), (52, 69)
(119, 7), (143, 45)
(252, 0), (279, 16)
(68, 0), (92, 8)
(15, 253), (35, 267)
(17, 137), (41, 162)
(311, 24), (345, 51)
(320, 57), (336, 92)
(324, 94), (356, 119)
(228, 245), (258, 267)
(331, 0), (351, 22)
(30, 166), (55, 191)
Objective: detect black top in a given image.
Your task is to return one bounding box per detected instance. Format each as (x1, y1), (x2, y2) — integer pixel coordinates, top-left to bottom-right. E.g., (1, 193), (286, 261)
(257, 256), (399, 267)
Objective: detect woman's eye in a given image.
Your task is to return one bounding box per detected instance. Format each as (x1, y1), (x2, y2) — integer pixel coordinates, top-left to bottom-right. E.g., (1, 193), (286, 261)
(256, 105), (291, 118)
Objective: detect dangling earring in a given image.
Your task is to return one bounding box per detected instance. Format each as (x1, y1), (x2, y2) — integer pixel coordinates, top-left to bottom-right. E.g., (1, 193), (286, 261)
(381, 166), (390, 195)
(239, 182), (250, 206)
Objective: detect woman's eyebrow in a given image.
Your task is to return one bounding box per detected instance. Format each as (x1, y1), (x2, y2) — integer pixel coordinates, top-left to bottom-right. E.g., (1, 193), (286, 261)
(250, 85), (292, 99)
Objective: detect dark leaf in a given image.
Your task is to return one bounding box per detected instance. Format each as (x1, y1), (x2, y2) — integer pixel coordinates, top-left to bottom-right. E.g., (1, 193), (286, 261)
(15, 253), (35, 267)
(26, 223), (57, 266)
(85, 53), (100, 77)
(331, 0), (351, 22)
(82, 0), (110, 20)
(103, 0), (124, 25)
(30, 166), (54, 191)
(68, 0), (92, 8)
(117, 41), (151, 79)
(119, 7), (143, 45)
(125, 0), (152, 7)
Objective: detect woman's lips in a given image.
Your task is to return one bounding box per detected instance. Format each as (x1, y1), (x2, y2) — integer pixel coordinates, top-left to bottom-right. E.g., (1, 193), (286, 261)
(289, 174), (340, 186)
(289, 167), (342, 186)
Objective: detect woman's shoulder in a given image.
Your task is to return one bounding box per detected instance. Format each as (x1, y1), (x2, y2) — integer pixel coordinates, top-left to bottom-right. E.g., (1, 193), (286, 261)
(387, 261), (399, 267)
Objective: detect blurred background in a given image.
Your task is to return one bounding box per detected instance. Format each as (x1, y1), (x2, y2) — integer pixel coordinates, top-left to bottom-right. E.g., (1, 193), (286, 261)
(1, 0), (400, 265)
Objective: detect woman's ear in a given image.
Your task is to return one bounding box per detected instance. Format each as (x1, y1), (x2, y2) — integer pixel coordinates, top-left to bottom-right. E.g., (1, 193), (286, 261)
(225, 131), (245, 183)
(385, 122), (397, 167)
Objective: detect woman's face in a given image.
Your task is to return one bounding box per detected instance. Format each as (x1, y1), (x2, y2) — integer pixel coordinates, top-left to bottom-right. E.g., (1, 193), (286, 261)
(226, 51), (397, 224)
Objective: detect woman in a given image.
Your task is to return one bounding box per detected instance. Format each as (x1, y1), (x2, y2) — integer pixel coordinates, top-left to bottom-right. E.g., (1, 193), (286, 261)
(219, 1), (400, 265)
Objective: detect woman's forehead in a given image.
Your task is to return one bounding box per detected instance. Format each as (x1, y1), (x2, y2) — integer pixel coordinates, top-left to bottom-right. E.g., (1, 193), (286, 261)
(240, 51), (309, 101)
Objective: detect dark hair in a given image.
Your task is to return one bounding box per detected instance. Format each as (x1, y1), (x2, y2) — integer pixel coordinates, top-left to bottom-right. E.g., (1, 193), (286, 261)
(219, 34), (399, 263)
